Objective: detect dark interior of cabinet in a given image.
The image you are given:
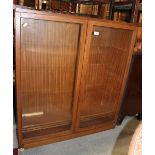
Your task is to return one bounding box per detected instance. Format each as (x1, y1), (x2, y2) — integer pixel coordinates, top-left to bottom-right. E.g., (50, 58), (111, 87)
(114, 10), (132, 22)
(24, 0), (35, 7)
(121, 54), (142, 116)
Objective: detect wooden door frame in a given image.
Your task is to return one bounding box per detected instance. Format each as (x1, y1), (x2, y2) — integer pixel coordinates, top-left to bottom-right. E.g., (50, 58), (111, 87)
(75, 19), (137, 131)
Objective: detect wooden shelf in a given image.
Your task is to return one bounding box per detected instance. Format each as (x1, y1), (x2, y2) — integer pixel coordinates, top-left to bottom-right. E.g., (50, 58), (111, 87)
(22, 112), (72, 136)
(114, 1), (131, 6)
(114, 1), (142, 11)
(114, 3), (132, 10)
(23, 123), (71, 139)
(80, 112), (115, 128)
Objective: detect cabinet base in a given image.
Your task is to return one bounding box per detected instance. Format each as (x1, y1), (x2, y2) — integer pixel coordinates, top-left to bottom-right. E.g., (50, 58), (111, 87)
(21, 122), (115, 149)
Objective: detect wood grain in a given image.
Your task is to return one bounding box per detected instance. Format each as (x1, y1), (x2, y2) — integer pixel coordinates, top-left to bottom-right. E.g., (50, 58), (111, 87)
(20, 18), (81, 135)
(23, 122), (115, 148)
(78, 25), (133, 127)
(15, 7), (137, 148)
(15, 11), (23, 147)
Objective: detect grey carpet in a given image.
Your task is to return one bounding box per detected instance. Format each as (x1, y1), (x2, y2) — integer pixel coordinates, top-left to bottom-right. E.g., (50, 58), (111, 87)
(14, 117), (140, 155)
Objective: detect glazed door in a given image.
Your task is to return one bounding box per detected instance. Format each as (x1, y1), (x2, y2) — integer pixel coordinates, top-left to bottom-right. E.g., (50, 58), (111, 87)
(77, 21), (136, 129)
(17, 14), (86, 140)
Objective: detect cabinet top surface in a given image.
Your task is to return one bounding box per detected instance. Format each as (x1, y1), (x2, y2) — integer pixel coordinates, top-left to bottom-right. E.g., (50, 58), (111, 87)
(14, 5), (137, 29)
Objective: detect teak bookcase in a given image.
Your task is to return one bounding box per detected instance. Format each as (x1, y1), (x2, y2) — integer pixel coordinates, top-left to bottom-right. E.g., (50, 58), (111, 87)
(15, 7), (137, 148)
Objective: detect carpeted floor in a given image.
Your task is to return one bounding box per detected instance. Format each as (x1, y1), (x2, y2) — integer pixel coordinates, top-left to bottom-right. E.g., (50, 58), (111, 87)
(112, 118), (140, 155)
(14, 116), (140, 155)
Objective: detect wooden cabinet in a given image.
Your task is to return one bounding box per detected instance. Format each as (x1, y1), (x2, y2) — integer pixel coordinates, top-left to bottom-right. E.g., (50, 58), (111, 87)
(15, 7), (137, 148)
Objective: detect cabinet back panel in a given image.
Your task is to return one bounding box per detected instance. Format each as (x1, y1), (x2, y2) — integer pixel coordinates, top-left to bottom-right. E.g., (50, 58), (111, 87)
(20, 18), (81, 133)
(79, 26), (133, 127)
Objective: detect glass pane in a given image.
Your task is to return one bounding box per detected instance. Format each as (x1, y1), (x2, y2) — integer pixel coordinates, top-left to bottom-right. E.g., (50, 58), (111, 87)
(79, 26), (133, 128)
(20, 18), (81, 139)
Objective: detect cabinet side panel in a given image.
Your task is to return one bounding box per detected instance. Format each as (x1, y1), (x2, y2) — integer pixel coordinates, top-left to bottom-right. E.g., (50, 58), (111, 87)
(15, 12), (23, 147)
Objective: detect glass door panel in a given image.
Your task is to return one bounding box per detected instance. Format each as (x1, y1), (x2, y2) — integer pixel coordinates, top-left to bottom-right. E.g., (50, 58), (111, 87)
(79, 25), (133, 128)
(20, 18), (81, 139)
